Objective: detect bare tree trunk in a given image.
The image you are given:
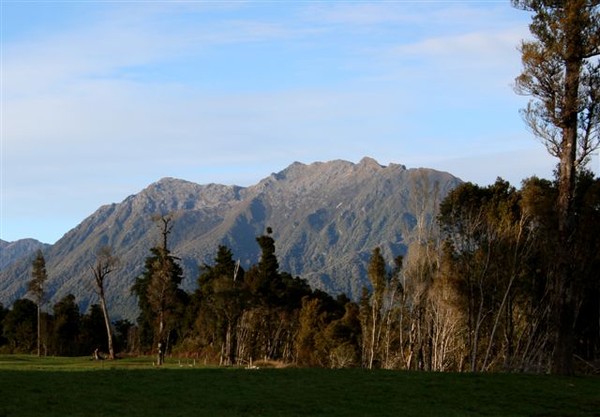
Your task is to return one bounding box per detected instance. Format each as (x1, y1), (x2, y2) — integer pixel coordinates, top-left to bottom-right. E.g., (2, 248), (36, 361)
(552, 32), (581, 375)
(382, 287), (397, 369)
(36, 304), (41, 357)
(483, 217), (531, 371)
(223, 321), (233, 366)
(157, 310), (165, 366)
(398, 302), (407, 369)
(90, 247), (119, 360)
(98, 289), (115, 360)
(482, 275), (515, 372)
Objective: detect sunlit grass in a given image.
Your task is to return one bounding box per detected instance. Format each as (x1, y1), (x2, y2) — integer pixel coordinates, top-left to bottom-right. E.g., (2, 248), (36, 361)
(0, 354), (203, 370)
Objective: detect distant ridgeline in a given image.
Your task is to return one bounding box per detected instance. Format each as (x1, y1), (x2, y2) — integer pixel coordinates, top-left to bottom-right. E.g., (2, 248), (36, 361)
(0, 158), (460, 320)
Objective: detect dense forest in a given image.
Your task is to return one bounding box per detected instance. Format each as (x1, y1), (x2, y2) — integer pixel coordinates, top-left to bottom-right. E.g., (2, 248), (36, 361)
(1, 172), (598, 373)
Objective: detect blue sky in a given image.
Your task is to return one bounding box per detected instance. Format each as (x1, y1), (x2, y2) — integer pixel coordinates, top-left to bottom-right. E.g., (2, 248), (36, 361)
(1, 1), (568, 244)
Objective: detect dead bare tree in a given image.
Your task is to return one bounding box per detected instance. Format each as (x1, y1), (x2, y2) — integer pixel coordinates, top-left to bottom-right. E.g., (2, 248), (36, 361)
(90, 246), (120, 360)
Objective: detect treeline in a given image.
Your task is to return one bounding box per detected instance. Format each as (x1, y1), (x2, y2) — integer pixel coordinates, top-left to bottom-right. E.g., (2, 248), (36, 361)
(130, 224), (361, 367)
(0, 297), (132, 357)
(1, 173), (599, 372)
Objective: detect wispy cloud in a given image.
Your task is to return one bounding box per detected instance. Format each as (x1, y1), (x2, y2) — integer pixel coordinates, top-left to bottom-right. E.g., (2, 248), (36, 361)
(304, 2), (526, 32)
(391, 28), (526, 68)
(3, 4), (319, 98)
(1, 2), (543, 243)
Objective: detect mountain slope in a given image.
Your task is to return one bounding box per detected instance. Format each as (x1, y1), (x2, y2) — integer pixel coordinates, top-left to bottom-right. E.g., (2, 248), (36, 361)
(0, 239), (51, 271)
(0, 158), (461, 320)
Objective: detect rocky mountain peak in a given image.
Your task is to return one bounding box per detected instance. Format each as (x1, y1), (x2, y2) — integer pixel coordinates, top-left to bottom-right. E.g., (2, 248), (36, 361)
(358, 156), (384, 169)
(0, 157), (461, 320)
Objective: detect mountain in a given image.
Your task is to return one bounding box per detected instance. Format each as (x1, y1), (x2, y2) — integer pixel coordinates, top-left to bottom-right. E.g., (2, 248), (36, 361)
(0, 239), (51, 271)
(0, 158), (461, 320)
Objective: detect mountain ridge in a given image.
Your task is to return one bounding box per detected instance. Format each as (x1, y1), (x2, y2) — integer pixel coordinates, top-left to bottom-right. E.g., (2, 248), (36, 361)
(0, 158), (461, 320)
(0, 239), (51, 271)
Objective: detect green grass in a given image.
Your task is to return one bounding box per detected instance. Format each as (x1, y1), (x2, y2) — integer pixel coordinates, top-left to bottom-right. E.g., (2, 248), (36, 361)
(0, 356), (598, 417)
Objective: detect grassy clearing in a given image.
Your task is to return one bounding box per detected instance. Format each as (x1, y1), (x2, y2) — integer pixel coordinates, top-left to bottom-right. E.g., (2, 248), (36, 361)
(0, 355), (598, 417)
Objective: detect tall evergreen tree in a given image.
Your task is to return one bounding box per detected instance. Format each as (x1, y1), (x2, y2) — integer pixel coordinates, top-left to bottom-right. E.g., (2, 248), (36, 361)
(28, 250), (48, 357)
(247, 227), (284, 305)
(513, 0), (600, 374)
(132, 215), (183, 365)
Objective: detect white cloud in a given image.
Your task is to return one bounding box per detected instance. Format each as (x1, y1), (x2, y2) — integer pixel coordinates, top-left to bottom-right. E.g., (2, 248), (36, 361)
(391, 27), (527, 70)
(3, 4), (317, 101)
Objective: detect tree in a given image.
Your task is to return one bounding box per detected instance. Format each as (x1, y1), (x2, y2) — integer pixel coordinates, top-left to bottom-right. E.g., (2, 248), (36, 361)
(569, 173), (600, 365)
(0, 302), (8, 348)
(360, 247), (386, 369)
(90, 246), (119, 359)
(513, 0), (600, 374)
(113, 319), (134, 353)
(147, 248), (183, 365)
(519, 173), (600, 370)
(438, 179), (536, 371)
(194, 245), (246, 365)
(132, 215), (184, 365)
(3, 299), (37, 353)
(51, 294), (81, 356)
(28, 250), (48, 357)
(322, 301), (362, 368)
(242, 228), (290, 362)
(296, 297), (324, 367)
(80, 304), (109, 357)
(246, 227), (283, 305)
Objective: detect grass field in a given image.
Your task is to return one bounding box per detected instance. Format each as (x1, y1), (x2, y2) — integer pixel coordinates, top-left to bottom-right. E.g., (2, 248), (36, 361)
(0, 355), (598, 417)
